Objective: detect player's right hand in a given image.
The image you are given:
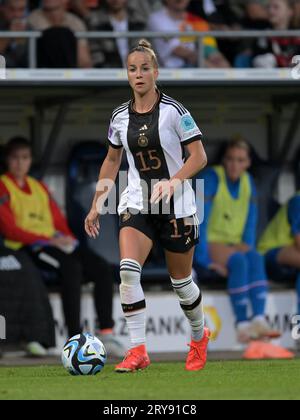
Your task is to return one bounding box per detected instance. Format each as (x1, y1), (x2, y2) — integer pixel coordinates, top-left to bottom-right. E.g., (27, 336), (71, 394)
(85, 208), (100, 239)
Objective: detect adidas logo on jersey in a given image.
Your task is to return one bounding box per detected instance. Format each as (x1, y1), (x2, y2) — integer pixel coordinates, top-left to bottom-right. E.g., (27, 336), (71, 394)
(139, 125), (148, 132)
(185, 237), (192, 246)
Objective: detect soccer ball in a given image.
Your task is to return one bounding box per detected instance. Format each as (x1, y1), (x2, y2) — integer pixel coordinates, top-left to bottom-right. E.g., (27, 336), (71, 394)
(61, 333), (107, 376)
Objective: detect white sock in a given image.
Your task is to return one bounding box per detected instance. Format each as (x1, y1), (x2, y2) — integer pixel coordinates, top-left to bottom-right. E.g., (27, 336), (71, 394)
(171, 274), (205, 342)
(120, 259), (146, 348)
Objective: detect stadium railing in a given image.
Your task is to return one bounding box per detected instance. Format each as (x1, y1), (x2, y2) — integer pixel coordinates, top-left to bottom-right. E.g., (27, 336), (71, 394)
(1, 30), (300, 68)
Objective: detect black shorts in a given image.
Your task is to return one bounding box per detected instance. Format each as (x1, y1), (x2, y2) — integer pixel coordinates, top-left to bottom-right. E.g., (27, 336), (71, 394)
(119, 209), (199, 254)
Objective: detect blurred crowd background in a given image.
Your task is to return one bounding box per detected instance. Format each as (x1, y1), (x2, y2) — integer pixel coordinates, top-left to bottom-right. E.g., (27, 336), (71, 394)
(0, 0), (300, 69)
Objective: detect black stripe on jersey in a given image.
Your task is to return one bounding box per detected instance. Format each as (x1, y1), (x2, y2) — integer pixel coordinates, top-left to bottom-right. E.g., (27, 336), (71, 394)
(181, 135), (203, 146)
(162, 95), (188, 115)
(111, 102), (130, 122)
(112, 101), (130, 116)
(126, 100), (175, 215)
(161, 99), (185, 116)
(163, 94), (188, 112)
(111, 107), (128, 123)
(107, 139), (123, 149)
(112, 105), (127, 121)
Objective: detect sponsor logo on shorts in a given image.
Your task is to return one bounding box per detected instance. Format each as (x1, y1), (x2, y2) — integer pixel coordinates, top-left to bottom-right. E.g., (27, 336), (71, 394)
(185, 237), (192, 246)
(122, 212), (132, 223)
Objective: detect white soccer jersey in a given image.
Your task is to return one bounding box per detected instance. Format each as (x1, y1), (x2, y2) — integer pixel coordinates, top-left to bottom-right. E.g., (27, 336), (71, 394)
(107, 92), (203, 219)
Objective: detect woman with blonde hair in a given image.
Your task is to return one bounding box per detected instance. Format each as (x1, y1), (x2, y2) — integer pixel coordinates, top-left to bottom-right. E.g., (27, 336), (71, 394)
(86, 39), (210, 372)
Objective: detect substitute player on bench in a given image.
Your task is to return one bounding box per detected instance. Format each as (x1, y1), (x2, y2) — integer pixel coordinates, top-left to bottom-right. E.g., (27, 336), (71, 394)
(259, 192), (300, 318)
(194, 140), (280, 344)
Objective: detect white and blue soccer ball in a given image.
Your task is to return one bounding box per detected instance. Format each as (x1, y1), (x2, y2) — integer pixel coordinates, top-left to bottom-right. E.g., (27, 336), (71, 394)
(62, 333), (107, 376)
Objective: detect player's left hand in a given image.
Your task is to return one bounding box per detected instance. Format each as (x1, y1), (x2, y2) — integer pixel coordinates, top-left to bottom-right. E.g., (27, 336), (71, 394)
(150, 179), (182, 205)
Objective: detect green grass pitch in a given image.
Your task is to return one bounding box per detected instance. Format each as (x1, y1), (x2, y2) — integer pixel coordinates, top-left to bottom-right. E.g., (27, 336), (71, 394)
(0, 360), (300, 400)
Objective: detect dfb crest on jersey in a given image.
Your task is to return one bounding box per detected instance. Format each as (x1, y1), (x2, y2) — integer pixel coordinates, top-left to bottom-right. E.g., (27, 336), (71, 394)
(122, 212), (132, 222)
(138, 134), (149, 148)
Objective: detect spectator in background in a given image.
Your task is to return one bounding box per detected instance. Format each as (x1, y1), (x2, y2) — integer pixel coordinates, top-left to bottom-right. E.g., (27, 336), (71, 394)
(147, 0), (230, 68)
(28, 0), (92, 68)
(252, 0), (300, 67)
(86, 0), (145, 68)
(69, 0), (100, 20)
(0, 0), (29, 67)
(193, 139), (280, 344)
(293, 0), (300, 28)
(245, 0), (269, 24)
(188, 1), (270, 65)
(128, 0), (162, 23)
(259, 193), (300, 319)
(70, 0), (162, 22)
(0, 137), (124, 357)
(188, 1), (269, 28)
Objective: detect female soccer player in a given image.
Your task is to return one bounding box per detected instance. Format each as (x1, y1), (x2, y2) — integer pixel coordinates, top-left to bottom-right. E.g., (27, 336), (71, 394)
(194, 140), (280, 344)
(85, 39), (210, 372)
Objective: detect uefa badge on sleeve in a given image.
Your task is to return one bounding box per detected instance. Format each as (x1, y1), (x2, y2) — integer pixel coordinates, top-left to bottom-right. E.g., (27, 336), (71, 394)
(0, 56), (6, 80)
(181, 115), (196, 133)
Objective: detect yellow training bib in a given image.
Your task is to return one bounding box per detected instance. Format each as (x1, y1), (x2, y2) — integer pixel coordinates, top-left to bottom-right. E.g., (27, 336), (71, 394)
(258, 195), (300, 254)
(1, 175), (56, 250)
(207, 166), (252, 245)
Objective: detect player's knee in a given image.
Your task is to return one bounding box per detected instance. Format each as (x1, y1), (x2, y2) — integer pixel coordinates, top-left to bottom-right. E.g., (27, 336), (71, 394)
(245, 249), (264, 268)
(120, 258), (142, 286)
(228, 252), (248, 272)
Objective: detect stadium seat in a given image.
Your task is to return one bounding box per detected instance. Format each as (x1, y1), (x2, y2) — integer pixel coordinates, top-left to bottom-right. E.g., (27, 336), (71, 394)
(66, 141), (170, 288)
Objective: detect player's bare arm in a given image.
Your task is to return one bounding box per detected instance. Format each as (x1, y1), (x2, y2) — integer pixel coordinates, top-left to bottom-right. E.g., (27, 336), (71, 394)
(151, 140), (207, 205)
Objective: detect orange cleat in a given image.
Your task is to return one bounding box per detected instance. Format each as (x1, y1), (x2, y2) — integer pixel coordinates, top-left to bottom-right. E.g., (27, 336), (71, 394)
(115, 345), (151, 373)
(186, 327), (211, 371)
(243, 341), (295, 360)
